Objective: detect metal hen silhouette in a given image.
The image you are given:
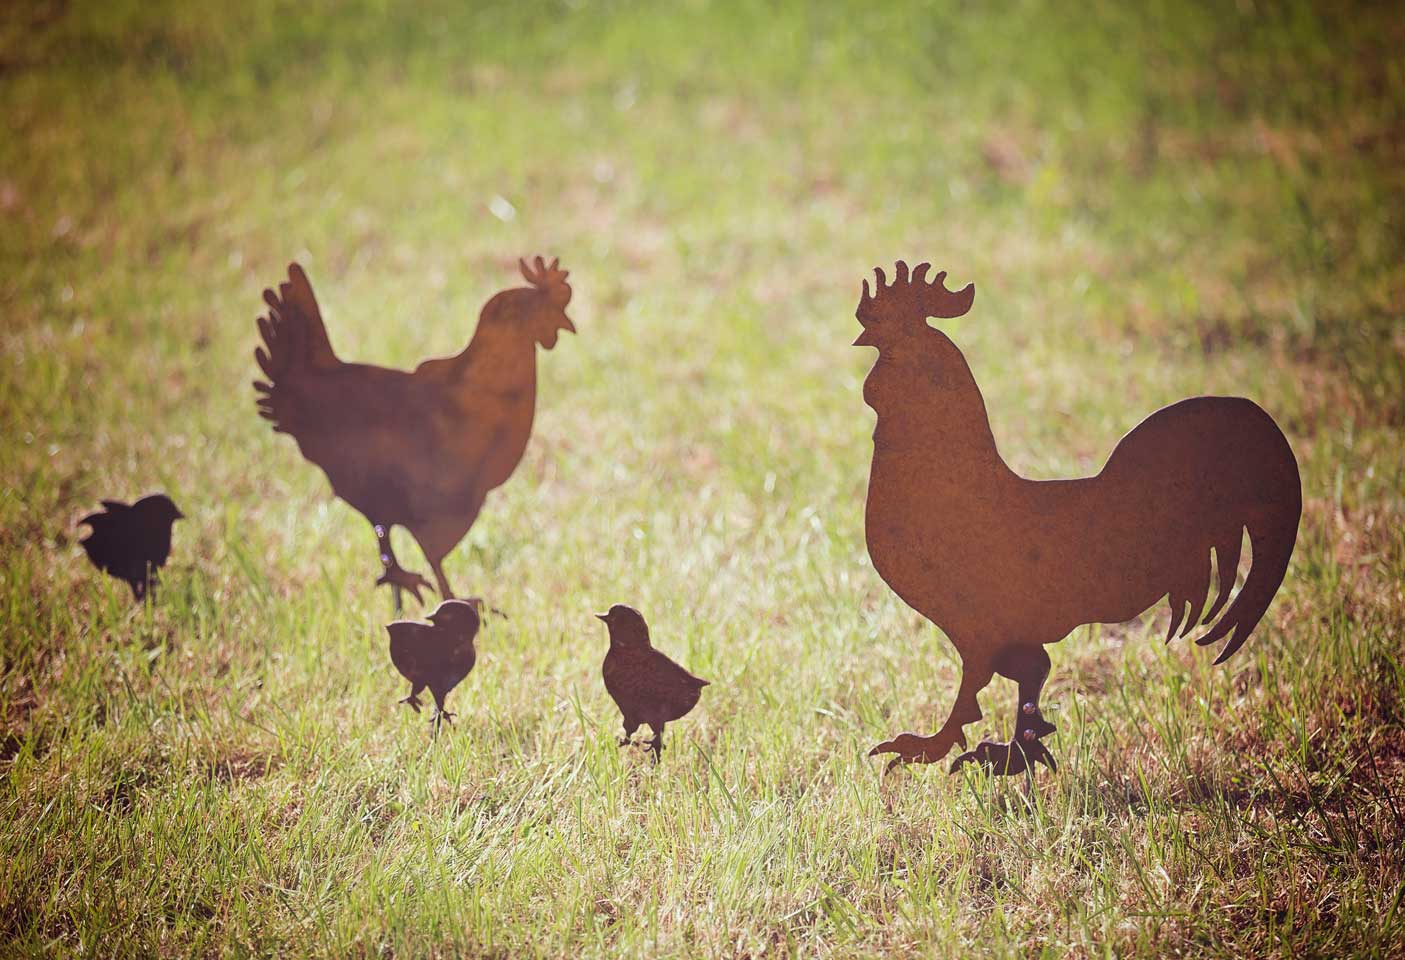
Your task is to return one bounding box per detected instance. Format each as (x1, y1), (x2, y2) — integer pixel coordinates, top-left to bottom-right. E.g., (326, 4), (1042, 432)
(855, 262), (1302, 776)
(253, 257), (573, 613)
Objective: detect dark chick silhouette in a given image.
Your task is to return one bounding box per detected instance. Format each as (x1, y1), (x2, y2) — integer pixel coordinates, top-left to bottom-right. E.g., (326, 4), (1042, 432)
(77, 494), (184, 601)
(596, 604), (709, 761)
(387, 597), (481, 733)
(253, 257), (574, 614)
(854, 262), (1301, 777)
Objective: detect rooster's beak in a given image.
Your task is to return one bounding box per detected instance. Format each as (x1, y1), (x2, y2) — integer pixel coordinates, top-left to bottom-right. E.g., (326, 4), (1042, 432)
(852, 328), (876, 347)
(560, 313), (576, 335)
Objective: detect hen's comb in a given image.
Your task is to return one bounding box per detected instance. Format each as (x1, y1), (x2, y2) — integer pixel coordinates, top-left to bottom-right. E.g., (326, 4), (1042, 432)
(519, 255), (571, 307)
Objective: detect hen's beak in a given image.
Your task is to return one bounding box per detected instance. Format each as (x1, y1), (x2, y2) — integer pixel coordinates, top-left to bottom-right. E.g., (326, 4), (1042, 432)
(594, 612), (609, 623)
(174, 509), (186, 520)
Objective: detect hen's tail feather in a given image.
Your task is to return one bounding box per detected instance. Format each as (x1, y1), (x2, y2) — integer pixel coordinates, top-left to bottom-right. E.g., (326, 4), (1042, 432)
(252, 262), (339, 434)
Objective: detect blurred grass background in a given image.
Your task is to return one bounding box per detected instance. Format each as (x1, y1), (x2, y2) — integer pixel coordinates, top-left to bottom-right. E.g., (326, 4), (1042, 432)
(2, 0), (1403, 956)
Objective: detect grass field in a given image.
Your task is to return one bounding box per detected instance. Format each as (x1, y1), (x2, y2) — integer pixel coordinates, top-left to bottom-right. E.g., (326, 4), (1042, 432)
(3, 0), (1404, 956)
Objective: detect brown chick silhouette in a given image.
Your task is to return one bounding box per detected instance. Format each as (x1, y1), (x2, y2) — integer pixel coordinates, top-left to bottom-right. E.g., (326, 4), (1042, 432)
(253, 257), (574, 615)
(854, 262), (1301, 777)
(596, 604), (709, 762)
(387, 597), (481, 735)
(77, 494), (184, 601)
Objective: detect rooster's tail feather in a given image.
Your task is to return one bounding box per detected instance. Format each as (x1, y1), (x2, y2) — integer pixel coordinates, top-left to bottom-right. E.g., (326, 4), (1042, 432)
(1178, 447), (1302, 664)
(1193, 516), (1299, 664)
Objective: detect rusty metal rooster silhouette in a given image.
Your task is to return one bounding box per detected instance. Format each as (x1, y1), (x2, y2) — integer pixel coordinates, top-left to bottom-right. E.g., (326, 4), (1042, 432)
(855, 262), (1301, 776)
(254, 257), (573, 614)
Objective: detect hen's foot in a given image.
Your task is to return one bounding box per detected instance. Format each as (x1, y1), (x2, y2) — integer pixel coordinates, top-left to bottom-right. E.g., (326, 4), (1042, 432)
(376, 564), (434, 605)
(648, 737), (665, 763)
(618, 736), (634, 747)
(399, 693), (423, 713)
(949, 735), (1057, 776)
(869, 731), (965, 774)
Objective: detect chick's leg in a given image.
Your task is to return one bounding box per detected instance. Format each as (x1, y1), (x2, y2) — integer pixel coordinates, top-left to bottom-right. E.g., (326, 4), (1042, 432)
(400, 683), (425, 713)
(870, 660), (993, 774)
(429, 688), (455, 739)
(373, 523), (433, 615)
(619, 717), (641, 747)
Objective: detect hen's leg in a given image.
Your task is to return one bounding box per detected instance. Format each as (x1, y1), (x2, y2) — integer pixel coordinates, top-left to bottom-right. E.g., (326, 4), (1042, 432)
(647, 723), (666, 763)
(428, 558), (512, 621)
(870, 659), (994, 773)
(373, 523), (433, 615)
(429, 559), (455, 600)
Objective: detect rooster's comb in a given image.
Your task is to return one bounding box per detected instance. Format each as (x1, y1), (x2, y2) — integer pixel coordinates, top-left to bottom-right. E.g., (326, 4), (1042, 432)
(856, 261), (974, 331)
(519, 256), (571, 308)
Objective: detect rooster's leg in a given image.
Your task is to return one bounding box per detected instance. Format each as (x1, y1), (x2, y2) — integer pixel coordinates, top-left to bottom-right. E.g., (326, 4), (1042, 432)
(870, 659), (993, 773)
(372, 523), (434, 614)
(1011, 649), (1056, 745)
(951, 646), (1058, 775)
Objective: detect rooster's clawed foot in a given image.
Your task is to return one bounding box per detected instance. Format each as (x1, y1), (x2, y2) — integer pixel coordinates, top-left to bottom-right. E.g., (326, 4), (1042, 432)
(377, 564), (435, 604)
(869, 731), (965, 775)
(949, 735), (1057, 775)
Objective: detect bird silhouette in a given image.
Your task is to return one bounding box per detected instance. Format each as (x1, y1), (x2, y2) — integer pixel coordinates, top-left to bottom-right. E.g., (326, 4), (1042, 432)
(853, 261), (1301, 777)
(77, 494), (184, 601)
(596, 604), (709, 761)
(386, 598), (481, 735)
(253, 257), (574, 615)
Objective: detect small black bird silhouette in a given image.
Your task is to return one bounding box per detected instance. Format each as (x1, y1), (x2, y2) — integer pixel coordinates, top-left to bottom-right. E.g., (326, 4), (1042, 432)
(387, 598), (481, 733)
(77, 494), (184, 601)
(596, 604), (709, 761)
